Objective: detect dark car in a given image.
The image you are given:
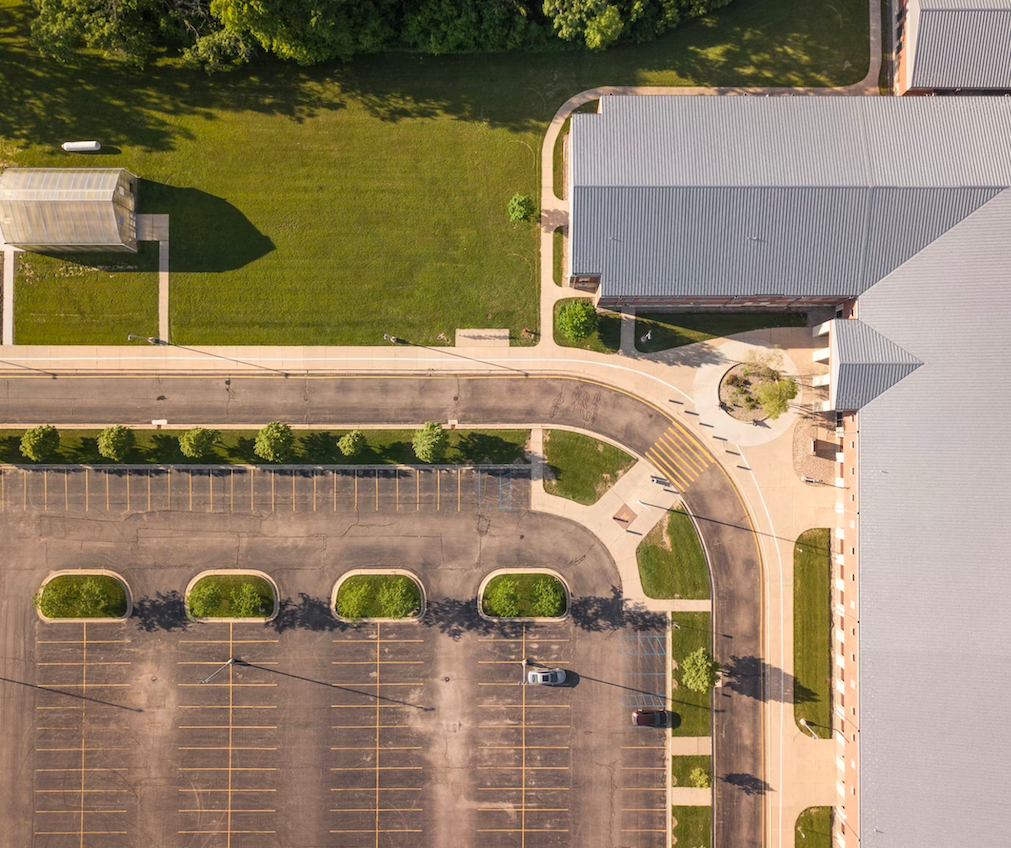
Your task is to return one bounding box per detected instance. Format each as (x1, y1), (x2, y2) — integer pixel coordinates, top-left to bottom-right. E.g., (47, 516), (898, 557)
(631, 709), (668, 727)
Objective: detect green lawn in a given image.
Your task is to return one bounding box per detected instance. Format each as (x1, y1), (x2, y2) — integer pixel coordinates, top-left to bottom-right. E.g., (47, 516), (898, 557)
(335, 574), (422, 620)
(793, 528), (833, 738)
(671, 612), (713, 736)
(635, 312), (808, 352)
(0, 0), (868, 344)
(672, 805), (711, 848)
(552, 228), (564, 286)
(671, 755), (712, 788)
(553, 299), (621, 354)
(187, 573), (275, 618)
(543, 429), (634, 504)
(552, 101), (599, 200)
(637, 506), (710, 599)
(35, 574), (128, 618)
(481, 573), (568, 618)
(795, 807), (832, 848)
(0, 427), (529, 466)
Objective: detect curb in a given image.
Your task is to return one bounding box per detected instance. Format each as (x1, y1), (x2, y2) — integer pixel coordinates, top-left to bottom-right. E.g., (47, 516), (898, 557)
(184, 569), (280, 623)
(331, 568), (427, 624)
(35, 569), (133, 623)
(476, 568), (571, 623)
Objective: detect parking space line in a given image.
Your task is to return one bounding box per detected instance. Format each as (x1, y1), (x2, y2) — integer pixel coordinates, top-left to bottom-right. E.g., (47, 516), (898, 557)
(331, 660), (424, 665)
(167, 467), (171, 509)
(125, 470), (130, 511)
(105, 469), (109, 511)
(23, 469), (27, 510)
(437, 469), (440, 510)
(293, 470), (296, 512)
(43, 469), (47, 510)
(251, 467), (255, 512)
(416, 470), (419, 511)
(396, 469), (399, 511)
(334, 469), (337, 511)
(147, 469), (151, 511)
(209, 469), (212, 512)
(354, 469), (358, 510)
(313, 471), (317, 511)
(271, 469), (275, 510)
(375, 469), (379, 511)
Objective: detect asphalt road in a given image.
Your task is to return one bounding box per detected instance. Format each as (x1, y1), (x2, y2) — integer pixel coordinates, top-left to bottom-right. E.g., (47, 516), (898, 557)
(0, 373), (765, 848)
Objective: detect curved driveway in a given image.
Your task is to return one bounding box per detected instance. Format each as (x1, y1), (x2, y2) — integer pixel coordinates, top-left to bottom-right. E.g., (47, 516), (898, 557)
(0, 372), (764, 847)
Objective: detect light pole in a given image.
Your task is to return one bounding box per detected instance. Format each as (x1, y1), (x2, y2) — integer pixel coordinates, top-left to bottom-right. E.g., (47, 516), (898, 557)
(383, 334), (401, 344)
(200, 658), (235, 685)
(800, 718), (819, 740)
(127, 334), (162, 345)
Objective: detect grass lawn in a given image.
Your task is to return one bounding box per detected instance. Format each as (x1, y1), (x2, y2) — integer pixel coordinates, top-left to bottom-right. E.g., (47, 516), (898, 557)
(481, 573), (567, 618)
(553, 299), (621, 353)
(0, 0), (868, 344)
(635, 312), (808, 352)
(794, 528), (833, 738)
(36, 574), (127, 618)
(671, 612), (712, 736)
(0, 427), (529, 466)
(552, 101), (599, 200)
(795, 807), (832, 848)
(553, 228), (564, 286)
(543, 429), (634, 504)
(672, 805), (711, 848)
(188, 573), (275, 618)
(335, 574), (422, 620)
(637, 506), (710, 599)
(671, 755), (712, 788)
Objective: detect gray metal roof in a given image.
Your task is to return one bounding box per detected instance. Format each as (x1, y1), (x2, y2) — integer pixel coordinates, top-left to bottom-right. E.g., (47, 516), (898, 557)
(908, 1), (1011, 89)
(857, 188), (1011, 846)
(829, 319), (921, 410)
(0, 168), (137, 250)
(570, 97), (1011, 299)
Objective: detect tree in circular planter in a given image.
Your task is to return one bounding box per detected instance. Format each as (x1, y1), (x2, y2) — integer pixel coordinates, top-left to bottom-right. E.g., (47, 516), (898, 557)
(21, 425), (60, 462)
(179, 427), (221, 459)
(556, 299), (598, 342)
(255, 421), (295, 462)
(97, 425), (135, 462)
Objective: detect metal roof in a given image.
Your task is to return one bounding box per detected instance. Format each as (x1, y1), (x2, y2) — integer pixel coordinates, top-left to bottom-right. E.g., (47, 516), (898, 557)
(857, 189), (1011, 847)
(0, 168), (136, 249)
(828, 319), (921, 410)
(570, 97), (1011, 299)
(908, 2), (1011, 89)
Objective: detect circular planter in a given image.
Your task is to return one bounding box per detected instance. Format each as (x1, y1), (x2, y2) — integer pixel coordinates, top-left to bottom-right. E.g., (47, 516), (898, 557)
(331, 569), (427, 624)
(185, 569), (279, 623)
(477, 568), (571, 623)
(35, 569), (133, 623)
(718, 362), (769, 423)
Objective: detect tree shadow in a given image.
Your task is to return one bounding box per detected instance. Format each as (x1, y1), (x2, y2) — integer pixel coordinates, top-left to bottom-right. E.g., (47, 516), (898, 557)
(224, 437), (258, 463)
(133, 590), (188, 632)
(454, 432), (527, 464)
(270, 593), (350, 633)
(0, 435), (21, 462)
(422, 597), (494, 640)
(721, 656), (827, 708)
(145, 433), (186, 464)
(301, 431), (339, 464)
(569, 595), (668, 633)
(720, 772), (773, 796)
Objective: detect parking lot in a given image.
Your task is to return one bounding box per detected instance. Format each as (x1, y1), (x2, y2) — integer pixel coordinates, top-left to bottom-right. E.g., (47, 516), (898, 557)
(2, 480), (669, 848)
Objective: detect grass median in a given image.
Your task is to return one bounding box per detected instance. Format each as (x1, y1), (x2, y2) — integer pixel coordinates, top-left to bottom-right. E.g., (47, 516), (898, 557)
(671, 755), (712, 788)
(481, 573), (567, 618)
(34, 574), (128, 618)
(335, 574), (422, 620)
(637, 507), (710, 599)
(187, 574), (275, 619)
(672, 804), (711, 847)
(793, 528), (832, 738)
(543, 429), (634, 504)
(671, 612), (713, 736)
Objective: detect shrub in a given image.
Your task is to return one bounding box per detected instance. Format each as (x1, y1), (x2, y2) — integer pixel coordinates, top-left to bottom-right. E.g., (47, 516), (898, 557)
(507, 193), (537, 223)
(679, 647), (721, 693)
(33, 576), (122, 618)
(20, 425), (60, 462)
(755, 377), (799, 420)
(255, 421), (295, 462)
(337, 579), (370, 621)
(377, 576), (418, 618)
(97, 425), (135, 462)
(725, 372), (741, 387)
(338, 429), (367, 458)
(689, 766), (712, 788)
(556, 299), (598, 341)
(413, 422), (448, 463)
(231, 582), (266, 617)
(532, 576), (566, 617)
(187, 581), (222, 618)
(484, 576), (520, 617)
(179, 427), (221, 459)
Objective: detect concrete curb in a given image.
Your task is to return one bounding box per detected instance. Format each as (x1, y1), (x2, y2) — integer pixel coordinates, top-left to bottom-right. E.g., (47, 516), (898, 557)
(476, 568), (571, 623)
(185, 569), (279, 624)
(35, 569), (133, 623)
(331, 568), (427, 624)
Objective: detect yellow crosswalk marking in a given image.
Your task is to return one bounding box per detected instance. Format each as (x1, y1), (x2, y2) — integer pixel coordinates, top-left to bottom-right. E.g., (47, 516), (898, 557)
(645, 425), (714, 491)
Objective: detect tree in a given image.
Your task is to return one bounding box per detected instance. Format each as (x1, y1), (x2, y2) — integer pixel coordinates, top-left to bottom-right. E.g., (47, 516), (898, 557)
(679, 647), (721, 693)
(29, 0), (160, 66)
(188, 581), (222, 618)
(97, 425), (135, 462)
(20, 425), (60, 462)
(485, 577), (519, 617)
(255, 421), (295, 462)
(755, 377), (799, 421)
(412, 422), (448, 463)
(532, 577), (565, 617)
(179, 427), (221, 459)
(33, 581), (76, 617)
(584, 4), (623, 49)
(76, 577), (110, 616)
(337, 579), (370, 621)
(689, 766), (712, 788)
(231, 583), (265, 617)
(338, 429), (367, 458)
(556, 299), (598, 341)
(377, 576), (418, 618)
(543, 0), (623, 49)
(507, 193), (537, 223)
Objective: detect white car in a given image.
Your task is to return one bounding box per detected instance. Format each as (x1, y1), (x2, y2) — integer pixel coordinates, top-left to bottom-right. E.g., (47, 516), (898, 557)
(527, 668), (566, 686)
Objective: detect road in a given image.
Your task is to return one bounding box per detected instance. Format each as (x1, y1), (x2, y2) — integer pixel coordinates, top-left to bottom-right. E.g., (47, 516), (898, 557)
(0, 372), (764, 847)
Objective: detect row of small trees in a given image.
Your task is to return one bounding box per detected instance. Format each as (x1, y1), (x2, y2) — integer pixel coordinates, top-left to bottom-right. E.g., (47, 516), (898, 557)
(15, 421), (452, 464)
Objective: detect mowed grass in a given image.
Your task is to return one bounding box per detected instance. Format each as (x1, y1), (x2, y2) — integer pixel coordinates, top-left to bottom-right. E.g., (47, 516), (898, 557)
(0, 0), (869, 344)
(0, 427), (529, 466)
(793, 528), (833, 738)
(188, 574), (275, 618)
(635, 311), (808, 352)
(543, 429), (634, 504)
(335, 574), (422, 619)
(481, 573), (568, 618)
(795, 807), (832, 848)
(553, 299), (621, 353)
(671, 611), (712, 736)
(37, 574), (128, 618)
(672, 804), (711, 847)
(671, 755), (711, 788)
(637, 506), (710, 599)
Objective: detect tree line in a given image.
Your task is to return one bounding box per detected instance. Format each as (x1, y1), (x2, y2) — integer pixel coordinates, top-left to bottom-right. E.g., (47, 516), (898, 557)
(29, 0), (733, 70)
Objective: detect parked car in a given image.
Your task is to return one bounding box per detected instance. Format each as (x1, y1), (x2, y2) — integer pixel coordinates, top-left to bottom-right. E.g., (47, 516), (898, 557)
(527, 667), (566, 686)
(631, 709), (668, 727)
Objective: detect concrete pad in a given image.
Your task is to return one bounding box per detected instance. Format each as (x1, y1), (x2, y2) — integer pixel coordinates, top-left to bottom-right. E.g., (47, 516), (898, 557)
(454, 328), (509, 346)
(670, 736), (712, 756)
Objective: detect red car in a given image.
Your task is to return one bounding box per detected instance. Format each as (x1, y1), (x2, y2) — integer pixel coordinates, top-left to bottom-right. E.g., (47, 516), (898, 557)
(631, 709), (669, 727)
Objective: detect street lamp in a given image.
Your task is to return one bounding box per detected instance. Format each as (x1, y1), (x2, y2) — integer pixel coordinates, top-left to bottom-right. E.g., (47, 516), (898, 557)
(799, 718), (819, 740)
(199, 658), (235, 685)
(383, 334), (401, 344)
(127, 334), (162, 345)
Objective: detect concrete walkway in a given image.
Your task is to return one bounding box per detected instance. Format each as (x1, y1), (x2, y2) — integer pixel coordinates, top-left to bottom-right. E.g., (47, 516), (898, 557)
(137, 214), (170, 342)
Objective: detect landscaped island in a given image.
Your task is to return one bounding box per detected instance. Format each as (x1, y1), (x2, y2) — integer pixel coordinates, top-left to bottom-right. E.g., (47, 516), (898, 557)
(187, 573), (276, 619)
(481, 573), (567, 618)
(334, 574), (423, 621)
(34, 573), (128, 619)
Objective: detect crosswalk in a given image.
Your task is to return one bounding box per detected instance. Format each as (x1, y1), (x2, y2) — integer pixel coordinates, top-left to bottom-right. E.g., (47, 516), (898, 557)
(644, 425), (713, 491)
